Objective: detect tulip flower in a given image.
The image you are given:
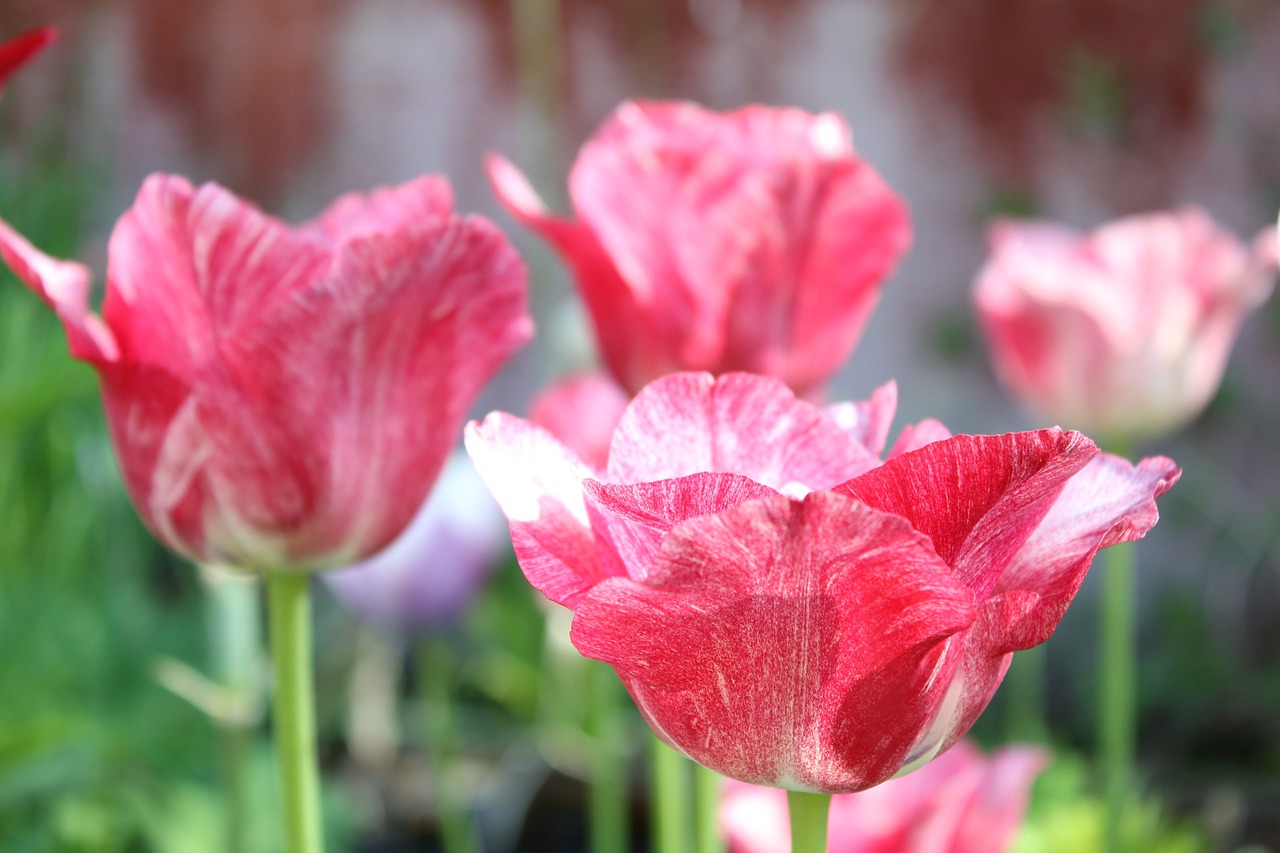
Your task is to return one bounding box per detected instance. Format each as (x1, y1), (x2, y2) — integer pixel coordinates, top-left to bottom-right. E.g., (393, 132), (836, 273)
(0, 173), (532, 853)
(528, 371), (630, 472)
(466, 371), (1178, 794)
(0, 173), (533, 572)
(0, 27), (55, 93)
(974, 208), (1276, 443)
(720, 740), (1048, 853)
(488, 100), (911, 398)
(325, 450), (509, 632)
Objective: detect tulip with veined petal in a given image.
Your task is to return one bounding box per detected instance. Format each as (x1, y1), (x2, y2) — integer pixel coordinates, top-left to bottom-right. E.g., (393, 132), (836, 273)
(466, 371), (1178, 793)
(0, 173), (533, 573)
(488, 100), (911, 398)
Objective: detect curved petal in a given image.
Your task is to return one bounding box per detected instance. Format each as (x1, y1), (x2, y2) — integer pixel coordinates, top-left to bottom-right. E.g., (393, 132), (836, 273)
(571, 491), (975, 792)
(301, 175), (455, 244)
(465, 413), (605, 608)
(834, 429), (1098, 598)
(821, 380), (897, 457)
(194, 214), (532, 568)
(887, 418), (953, 459)
(0, 216), (117, 363)
(608, 372), (879, 493)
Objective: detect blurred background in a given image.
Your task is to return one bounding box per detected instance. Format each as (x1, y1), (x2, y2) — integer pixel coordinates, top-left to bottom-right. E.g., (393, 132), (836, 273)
(0, 0), (1277, 850)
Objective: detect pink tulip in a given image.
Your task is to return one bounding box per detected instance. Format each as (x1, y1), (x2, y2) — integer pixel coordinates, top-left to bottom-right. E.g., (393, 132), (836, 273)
(488, 100), (911, 397)
(0, 27), (56, 93)
(466, 371), (1178, 792)
(0, 174), (533, 571)
(974, 208), (1277, 441)
(720, 740), (1048, 853)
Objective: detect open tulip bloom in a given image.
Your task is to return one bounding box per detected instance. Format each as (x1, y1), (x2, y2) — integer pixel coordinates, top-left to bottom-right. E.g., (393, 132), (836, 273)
(0, 173), (532, 852)
(488, 100), (911, 398)
(467, 371), (1177, 844)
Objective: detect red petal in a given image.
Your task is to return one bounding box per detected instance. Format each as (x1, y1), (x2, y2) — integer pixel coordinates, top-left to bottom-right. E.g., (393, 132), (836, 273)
(570, 491), (975, 792)
(0, 27), (56, 91)
(528, 371), (629, 472)
(301, 175), (454, 244)
(607, 372), (879, 493)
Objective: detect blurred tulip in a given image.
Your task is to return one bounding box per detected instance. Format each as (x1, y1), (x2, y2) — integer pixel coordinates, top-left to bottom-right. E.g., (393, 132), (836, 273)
(324, 451), (509, 632)
(974, 208), (1277, 442)
(466, 371), (1178, 792)
(489, 100), (911, 397)
(0, 27), (55, 93)
(721, 740), (1049, 853)
(0, 174), (533, 572)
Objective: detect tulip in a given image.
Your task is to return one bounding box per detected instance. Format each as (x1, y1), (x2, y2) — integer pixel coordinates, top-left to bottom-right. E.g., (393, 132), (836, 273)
(488, 100), (911, 398)
(0, 27), (56, 93)
(466, 371), (1178, 793)
(0, 173), (533, 572)
(974, 208), (1276, 443)
(528, 371), (630, 472)
(324, 450), (509, 632)
(720, 740), (1048, 853)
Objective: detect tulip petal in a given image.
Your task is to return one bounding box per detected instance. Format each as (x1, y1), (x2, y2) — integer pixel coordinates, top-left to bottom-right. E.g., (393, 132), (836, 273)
(608, 372), (880, 493)
(465, 413), (606, 607)
(886, 418), (953, 459)
(301, 175), (455, 244)
(835, 429), (1098, 597)
(571, 491), (976, 791)
(0, 27), (56, 91)
(0, 217), (118, 363)
(528, 371), (629, 472)
(821, 379), (898, 456)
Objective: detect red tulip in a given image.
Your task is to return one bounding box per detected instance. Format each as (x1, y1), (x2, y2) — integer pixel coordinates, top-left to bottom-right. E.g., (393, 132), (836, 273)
(0, 27), (56, 93)
(720, 740), (1048, 853)
(466, 372), (1178, 792)
(974, 208), (1277, 441)
(0, 174), (533, 571)
(488, 100), (911, 397)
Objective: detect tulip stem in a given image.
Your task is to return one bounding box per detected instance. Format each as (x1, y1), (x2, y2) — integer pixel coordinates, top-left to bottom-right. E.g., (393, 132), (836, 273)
(586, 660), (630, 853)
(1101, 537), (1136, 853)
(786, 790), (831, 853)
(267, 572), (324, 853)
(693, 763), (724, 853)
(650, 736), (693, 853)
(419, 638), (483, 853)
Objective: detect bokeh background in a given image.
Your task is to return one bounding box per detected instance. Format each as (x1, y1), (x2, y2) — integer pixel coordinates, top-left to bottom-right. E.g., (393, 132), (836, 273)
(1, 0), (1278, 850)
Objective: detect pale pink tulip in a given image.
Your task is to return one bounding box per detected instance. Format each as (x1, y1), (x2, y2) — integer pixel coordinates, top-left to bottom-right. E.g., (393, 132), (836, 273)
(489, 100), (911, 397)
(721, 740), (1048, 853)
(467, 372), (1178, 792)
(975, 208), (1276, 441)
(0, 174), (533, 571)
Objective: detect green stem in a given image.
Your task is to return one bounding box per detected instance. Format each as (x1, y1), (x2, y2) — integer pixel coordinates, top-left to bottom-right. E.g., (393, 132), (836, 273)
(786, 790), (831, 853)
(693, 763), (724, 853)
(203, 565), (263, 853)
(419, 638), (482, 853)
(267, 572), (324, 853)
(1101, 538), (1136, 853)
(650, 736), (693, 853)
(586, 661), (629, 853)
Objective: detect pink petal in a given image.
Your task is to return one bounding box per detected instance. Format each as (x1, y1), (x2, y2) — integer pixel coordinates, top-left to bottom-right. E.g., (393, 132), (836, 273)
(528, 371), (629, 472)
(0, 217), (118, 363)
(0, 27), (56, 91)
(607, 372), (880, 493)
(949, 744), (1050, 853)
(886, 418), (953, 459)
(465, 413), (606, 608)
(822, 380), (898, 457)
(571, 491), (975, 792)
(582, 473), (779, 583)
(834, 429), (1098, 598)
(194, 213), (532, 568)
(300, 175), (455, 244)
